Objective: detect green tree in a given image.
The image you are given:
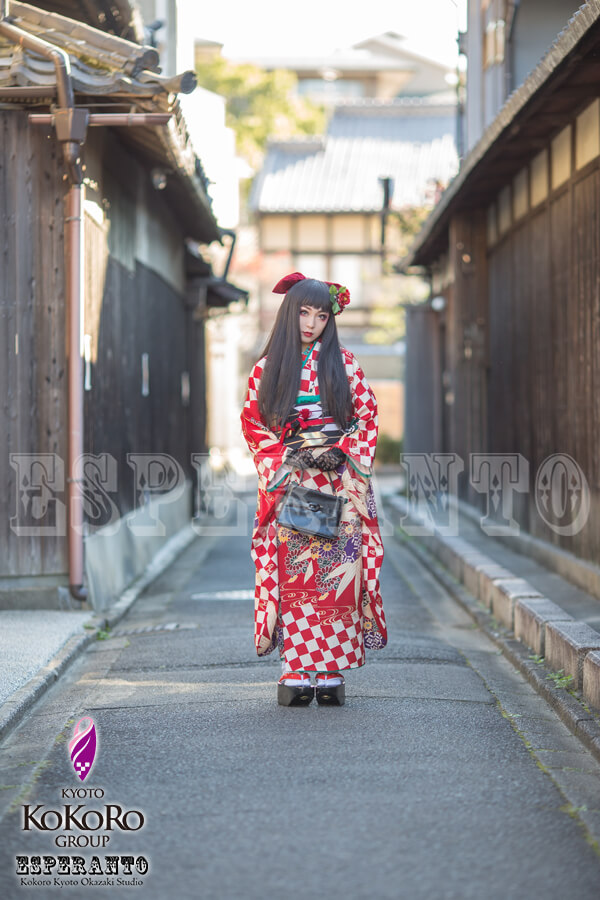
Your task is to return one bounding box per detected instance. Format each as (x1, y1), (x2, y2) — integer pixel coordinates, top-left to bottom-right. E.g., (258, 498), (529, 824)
(195, 54), (325, 171)
(362, 204), (433, 345)
(392, 204), (433, 259)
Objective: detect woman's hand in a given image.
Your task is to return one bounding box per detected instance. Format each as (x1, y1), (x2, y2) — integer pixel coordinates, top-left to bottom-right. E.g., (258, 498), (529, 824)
(314, 447), (346, 471)
(288, 448), (317, 470)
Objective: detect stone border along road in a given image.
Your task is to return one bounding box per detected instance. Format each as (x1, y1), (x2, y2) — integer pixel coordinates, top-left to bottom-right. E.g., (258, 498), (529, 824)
(383, 494), (600, 764)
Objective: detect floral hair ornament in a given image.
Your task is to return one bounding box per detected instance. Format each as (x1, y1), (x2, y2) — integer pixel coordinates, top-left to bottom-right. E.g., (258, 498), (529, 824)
(271, 272), (351, 316)
(328, 282), (351, 316)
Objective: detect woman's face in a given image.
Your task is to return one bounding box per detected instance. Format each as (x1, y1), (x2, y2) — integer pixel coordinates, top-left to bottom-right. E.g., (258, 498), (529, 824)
(299, 305), (329, 348)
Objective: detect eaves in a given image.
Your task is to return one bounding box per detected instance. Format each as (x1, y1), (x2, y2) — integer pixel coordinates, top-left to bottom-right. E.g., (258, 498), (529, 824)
(405, 0), (600, 268)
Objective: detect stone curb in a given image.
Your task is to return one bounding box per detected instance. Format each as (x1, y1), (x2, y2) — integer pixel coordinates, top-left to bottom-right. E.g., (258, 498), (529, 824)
(514, 597), (574, 657)
(583, 652), (600, 711)
(0, 631), (95, 743)
(0, 522), (211, 744)
(487, 578), (544, 630)
(545, 621), (600, 691)
(383, 495), (600, 764)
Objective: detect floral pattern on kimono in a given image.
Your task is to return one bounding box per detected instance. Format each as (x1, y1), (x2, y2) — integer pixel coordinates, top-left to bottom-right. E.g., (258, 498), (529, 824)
(241, 341), (387, 666)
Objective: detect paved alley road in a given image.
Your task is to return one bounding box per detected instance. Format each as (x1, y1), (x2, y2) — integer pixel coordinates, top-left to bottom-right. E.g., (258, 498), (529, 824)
(1, 490), (600, 899)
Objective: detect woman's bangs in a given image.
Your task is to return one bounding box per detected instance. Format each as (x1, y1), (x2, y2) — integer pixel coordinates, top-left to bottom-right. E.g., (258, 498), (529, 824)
(309, 294), (332, 313)
(290, 279), (332, 313)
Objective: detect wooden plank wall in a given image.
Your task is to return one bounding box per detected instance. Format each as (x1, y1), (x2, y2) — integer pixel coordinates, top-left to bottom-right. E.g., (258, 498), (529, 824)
(1, 113), (202, 578)
(549, 191), (570, 461)
(570, 171), (600, 561)
(448, 211), (488, 507)
(82, 256), (194, 520)
(484, 169), (600, 559)
(530, 208), (553, 477)
(0, 112), (67, 578)
(404, 305), (442, 453)
(511, 218), (531, 530)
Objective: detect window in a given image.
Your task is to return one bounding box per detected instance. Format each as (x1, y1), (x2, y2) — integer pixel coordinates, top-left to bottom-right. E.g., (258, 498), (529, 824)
(482, 1), (506, 68)
(484, 21), (496, 69)
(495, 18), (505, 63)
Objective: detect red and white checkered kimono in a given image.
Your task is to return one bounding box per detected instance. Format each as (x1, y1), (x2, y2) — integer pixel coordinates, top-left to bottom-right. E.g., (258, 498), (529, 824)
(241, 342), (387, 671)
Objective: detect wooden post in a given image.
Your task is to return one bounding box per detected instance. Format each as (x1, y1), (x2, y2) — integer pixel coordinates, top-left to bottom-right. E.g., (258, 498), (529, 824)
(448, 210), (488, 502)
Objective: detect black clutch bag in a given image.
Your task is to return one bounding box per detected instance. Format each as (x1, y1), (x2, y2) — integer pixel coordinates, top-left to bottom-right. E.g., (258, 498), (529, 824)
(277, 471), (344, 540)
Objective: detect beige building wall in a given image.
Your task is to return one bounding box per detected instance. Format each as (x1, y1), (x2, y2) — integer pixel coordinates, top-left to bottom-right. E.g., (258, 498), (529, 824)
(331, 215), (367, 251)
(370, 380), (404, 441)
(258, 212), (387, 325)
(260, 213), (385, 256)
(297, 216), (327, 250)
(261, 216), (293, 251)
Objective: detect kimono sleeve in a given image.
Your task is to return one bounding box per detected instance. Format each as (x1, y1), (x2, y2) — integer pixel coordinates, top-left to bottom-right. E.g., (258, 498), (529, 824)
(240, 358), (292, 493)
(333, 352), (378, 477)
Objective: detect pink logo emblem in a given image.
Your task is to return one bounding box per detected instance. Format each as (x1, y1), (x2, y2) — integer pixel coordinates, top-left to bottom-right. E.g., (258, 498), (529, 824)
(68, 717), (97, 781)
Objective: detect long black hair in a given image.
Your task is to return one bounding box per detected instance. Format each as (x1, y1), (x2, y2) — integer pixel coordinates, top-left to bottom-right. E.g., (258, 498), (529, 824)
(258, 278), (353, 431)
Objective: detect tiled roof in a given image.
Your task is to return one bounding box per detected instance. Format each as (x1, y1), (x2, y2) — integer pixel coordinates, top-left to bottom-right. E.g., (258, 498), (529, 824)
(251, 100), (458, 214)
(0, 1), (220, 243)
(0, 1), (194, 97)
(329, 96), (457, 142)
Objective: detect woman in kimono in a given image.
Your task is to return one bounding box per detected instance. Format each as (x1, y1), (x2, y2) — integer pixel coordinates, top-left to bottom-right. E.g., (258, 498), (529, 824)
(240, 273), (387, 706)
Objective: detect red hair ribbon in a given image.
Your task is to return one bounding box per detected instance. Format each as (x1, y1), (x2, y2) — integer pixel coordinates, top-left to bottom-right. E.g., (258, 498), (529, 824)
(271, 272), (351, 316)
(272, 272), (306, 294)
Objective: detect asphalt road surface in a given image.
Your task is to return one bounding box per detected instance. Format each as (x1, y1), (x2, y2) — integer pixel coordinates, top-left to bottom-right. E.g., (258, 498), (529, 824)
(1, 492), (600, 899)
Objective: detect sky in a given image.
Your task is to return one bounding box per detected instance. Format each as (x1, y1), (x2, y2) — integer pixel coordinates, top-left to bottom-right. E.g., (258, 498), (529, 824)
(190, 0), (468, 67)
